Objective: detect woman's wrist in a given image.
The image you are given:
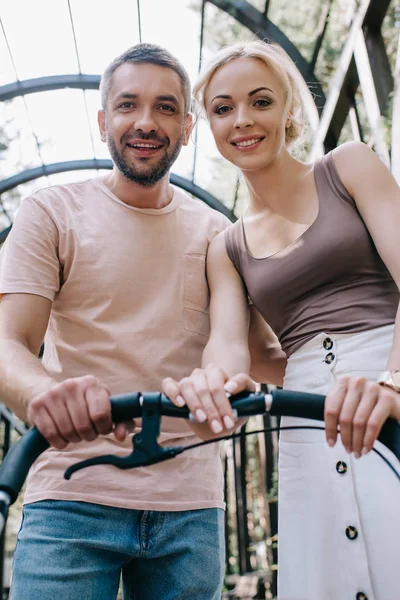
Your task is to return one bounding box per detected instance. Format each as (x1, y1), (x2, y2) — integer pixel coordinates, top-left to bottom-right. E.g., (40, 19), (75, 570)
(377, 370), (400, 393)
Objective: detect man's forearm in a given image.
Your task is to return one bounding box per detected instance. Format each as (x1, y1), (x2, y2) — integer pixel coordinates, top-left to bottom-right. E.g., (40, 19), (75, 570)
(0, 339), (56, 421)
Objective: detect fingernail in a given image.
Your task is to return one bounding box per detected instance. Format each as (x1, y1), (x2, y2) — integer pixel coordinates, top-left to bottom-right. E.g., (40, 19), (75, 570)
(223, 415), (235, 429)
(361, 447), (369, 456)
(224, 381), (238, 394)
(354, 452), (361, 459)
(211, 420), (223, 434)
(195, 409), (207, 423)
(176, 395), (185, 407)
(327, 439), (335, 448)
(345, 447), (351, 454)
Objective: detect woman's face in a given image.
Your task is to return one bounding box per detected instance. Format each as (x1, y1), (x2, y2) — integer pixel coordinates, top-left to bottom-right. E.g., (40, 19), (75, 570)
(204, 57), (290, 171)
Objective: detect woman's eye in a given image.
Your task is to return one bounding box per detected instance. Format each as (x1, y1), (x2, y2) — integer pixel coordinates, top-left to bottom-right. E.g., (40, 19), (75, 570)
(215, 105), (231, 115)
(254, 98), (272, 108)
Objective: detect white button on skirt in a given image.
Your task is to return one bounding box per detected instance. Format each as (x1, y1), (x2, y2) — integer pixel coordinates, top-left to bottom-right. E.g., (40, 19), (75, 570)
(278, 325), (400, 600)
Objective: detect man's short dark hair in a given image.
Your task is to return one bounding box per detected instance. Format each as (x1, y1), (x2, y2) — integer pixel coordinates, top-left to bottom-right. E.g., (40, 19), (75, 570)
(100, 43), (191, 115)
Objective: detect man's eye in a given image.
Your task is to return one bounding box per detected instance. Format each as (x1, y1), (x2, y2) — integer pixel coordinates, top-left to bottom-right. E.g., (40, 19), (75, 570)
(119, 102), (134, 109)
(159, 104), (175, 112)
(215, 105), (231, 115)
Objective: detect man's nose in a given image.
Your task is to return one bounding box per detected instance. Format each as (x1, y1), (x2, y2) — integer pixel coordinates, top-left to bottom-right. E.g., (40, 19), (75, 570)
(134, 109), (158, 134)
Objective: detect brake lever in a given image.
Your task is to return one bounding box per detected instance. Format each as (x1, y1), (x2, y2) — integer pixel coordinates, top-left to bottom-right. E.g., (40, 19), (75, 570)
(64, 392), (184, 479)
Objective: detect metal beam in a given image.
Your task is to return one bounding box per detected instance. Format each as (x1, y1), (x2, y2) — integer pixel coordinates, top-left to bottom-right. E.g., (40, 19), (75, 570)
(0, 74), (100, 102)
(353, 28), (390, 166)
(364, 30), (393, 115)
(364, 0), (391, 32)
(0, 160), (235, 222)
(323, 57), (359, 152)
(311, 0), (332, 70)
(363, 0), (392, 114)
(233, 429), (251, 574)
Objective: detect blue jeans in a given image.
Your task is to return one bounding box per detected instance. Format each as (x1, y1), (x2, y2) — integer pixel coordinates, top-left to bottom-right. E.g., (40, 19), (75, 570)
(11, 500), (225, 600)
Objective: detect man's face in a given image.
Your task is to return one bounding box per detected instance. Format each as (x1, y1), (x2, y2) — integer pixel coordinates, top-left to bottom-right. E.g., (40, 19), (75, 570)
(98, 63), (192, 186)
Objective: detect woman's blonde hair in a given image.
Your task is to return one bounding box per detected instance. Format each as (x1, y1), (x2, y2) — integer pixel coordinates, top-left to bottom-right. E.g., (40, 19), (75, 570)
(194, 39), (305, 145)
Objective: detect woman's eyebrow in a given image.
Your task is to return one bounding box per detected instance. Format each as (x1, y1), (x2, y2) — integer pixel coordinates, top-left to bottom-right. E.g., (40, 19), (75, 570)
(210, 94), (232, 103)
(210, 86), (274, 103)
(248, 86), (274, 96)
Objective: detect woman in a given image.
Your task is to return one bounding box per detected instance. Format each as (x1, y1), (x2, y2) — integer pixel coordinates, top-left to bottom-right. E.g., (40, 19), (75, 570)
(162, 40), (400, 599)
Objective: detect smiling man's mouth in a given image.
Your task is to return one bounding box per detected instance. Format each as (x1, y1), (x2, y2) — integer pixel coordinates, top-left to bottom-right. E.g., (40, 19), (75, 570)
(127, 142), (163, 149)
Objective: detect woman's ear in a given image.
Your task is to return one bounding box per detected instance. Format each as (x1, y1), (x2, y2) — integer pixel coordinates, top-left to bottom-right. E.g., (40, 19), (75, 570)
(285, 114), (292, 129)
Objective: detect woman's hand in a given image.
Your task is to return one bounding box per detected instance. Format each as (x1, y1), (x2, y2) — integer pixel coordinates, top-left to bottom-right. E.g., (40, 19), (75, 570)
(162, 364), (256, 440)
(324, 376), (400, 456)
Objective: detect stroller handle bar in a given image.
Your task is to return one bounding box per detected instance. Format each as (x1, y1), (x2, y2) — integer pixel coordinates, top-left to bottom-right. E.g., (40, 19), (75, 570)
(0, 388), (398, 518)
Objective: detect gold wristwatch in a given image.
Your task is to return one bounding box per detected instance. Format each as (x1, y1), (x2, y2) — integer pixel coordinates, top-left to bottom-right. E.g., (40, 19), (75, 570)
(377, 370), (400, 393)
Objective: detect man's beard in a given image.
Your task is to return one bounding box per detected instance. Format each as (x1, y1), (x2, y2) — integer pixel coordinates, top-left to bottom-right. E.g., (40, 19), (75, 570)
(107, 132), (183, 187)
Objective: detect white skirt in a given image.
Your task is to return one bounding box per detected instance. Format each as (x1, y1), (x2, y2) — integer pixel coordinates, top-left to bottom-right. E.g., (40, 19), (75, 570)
(278, 325), (400, 600)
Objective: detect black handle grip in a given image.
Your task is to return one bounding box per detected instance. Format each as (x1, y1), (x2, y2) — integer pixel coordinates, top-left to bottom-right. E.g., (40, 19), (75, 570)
(109, 393), (190, 420)
(109, 393), (142, 421)
(229, 392), (267, 416)
(270, 389), (400, 460)
(270, 389), (326, 420)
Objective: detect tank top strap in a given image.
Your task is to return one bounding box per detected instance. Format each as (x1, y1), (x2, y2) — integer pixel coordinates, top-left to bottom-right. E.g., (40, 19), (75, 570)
(224, 219), (246, 275)
(314, 151), (356, 209)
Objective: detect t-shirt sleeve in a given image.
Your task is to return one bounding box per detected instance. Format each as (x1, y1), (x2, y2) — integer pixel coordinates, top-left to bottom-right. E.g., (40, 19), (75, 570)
(0, 196), (61, 301)
(218, 213), (232, 232)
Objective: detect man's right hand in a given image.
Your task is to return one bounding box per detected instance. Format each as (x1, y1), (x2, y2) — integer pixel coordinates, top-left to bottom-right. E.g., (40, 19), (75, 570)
(27, 375), (131, 449)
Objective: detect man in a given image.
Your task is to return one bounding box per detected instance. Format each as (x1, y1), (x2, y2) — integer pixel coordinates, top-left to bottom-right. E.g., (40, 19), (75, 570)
(0, 43), (231, 600)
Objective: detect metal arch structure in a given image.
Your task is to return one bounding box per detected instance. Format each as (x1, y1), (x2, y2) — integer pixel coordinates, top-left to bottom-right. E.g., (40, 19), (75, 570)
(0, 160), (235, 243)
(0, 74), (100, 102)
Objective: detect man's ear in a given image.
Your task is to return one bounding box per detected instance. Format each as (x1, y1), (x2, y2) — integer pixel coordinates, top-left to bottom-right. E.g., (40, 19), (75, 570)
(182, 113), (194, 146)
(98, 110), (107, 142)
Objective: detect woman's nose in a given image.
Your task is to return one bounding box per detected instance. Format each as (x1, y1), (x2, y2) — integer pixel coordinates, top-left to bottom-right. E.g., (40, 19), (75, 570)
(234, 107), (254, 129)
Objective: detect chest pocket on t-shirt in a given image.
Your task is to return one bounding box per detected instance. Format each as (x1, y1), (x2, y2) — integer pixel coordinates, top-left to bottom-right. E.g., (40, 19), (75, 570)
(184, 253), (210, 337)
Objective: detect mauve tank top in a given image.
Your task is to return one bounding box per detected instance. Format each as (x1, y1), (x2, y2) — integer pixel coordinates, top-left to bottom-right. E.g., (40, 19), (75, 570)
(225, 151), (399, 357)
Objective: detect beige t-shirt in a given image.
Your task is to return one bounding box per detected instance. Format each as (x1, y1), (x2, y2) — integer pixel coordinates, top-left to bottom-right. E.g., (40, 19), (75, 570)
(0, 177), (230, 510)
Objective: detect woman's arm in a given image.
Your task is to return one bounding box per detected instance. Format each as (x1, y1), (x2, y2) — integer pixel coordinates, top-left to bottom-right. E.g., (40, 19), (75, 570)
(324, 142), (400, 456)
(248, 306), (286, 386)
(163, 231), (255, 439)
